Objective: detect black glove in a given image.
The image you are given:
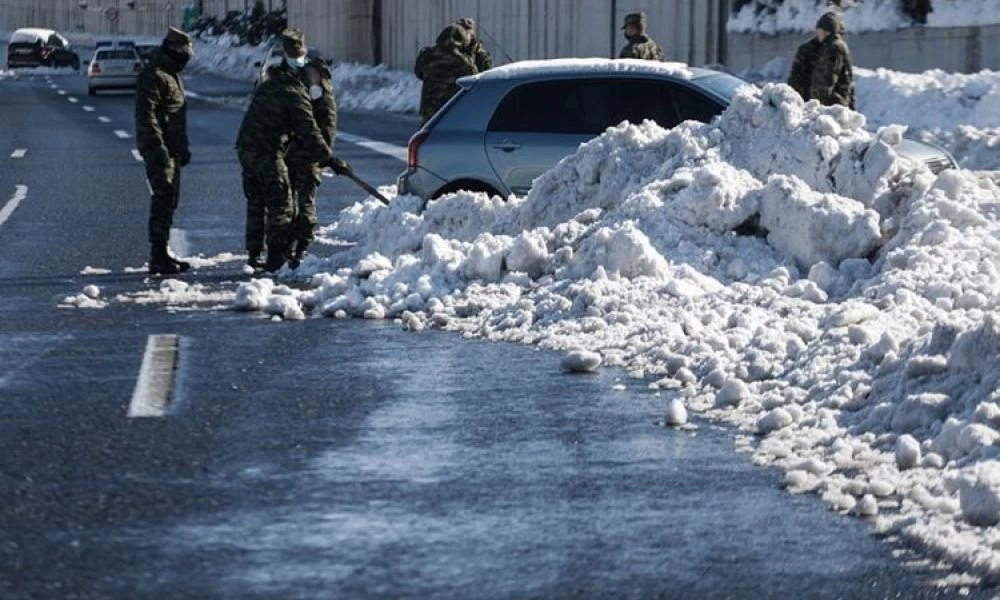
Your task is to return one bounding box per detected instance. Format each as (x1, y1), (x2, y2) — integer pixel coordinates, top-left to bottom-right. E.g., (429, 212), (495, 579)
(178, 149), (191, 167)
(328, 156), (352, 176)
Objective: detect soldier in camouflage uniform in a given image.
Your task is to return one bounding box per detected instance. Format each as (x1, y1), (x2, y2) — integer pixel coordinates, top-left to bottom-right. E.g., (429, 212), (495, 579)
(455, 17), (494, 73)
(619, 12), (666, 62)
(788, 11), (841, 102)
(236, 29), (346, 273)
(809, 12), (856, 109)
(414, 24), (478, 123)
(135, 27), (193, 275)
(285, 55), (338, 266)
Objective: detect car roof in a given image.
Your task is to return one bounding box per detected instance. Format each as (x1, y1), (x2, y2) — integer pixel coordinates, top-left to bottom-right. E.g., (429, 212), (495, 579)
(10, 28), (58, 43)
(459, 58), (718, 87)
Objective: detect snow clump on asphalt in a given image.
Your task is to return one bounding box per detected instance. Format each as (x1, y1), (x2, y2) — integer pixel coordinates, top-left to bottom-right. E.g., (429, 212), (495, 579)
(234, 82), (1000, 577)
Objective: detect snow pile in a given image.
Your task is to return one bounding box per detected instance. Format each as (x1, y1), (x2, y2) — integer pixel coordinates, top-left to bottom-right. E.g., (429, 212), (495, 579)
(187, 38), (419, 113)
(728, 0), (1000, 34)
(855, 67), (1000, 172)
(331, 62), (419, 113)
(234, 82), (1000, 576)
(738, 63), (1000, 171)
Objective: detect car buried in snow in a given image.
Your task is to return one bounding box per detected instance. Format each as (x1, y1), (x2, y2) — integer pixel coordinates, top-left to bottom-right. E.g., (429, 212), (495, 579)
(6, 28), (81, 70)
(398, 59), (957, 202)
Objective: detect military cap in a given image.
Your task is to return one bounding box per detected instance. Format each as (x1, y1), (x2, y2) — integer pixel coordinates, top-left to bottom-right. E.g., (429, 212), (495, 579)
(164, 26), (192, 46)
(456, 17), (476, 30)
(281, 28), (306, 56)
(622, 11), (646, 29)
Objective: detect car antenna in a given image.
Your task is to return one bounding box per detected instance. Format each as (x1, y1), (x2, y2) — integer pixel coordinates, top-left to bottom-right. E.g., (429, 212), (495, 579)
(477, 24), (515, 64)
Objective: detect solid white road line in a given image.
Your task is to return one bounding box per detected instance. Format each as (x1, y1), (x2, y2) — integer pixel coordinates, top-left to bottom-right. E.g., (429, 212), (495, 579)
(68, 97), (78, 103)
(127, 334), (180, 418)
(114, 130), (130, 139)
(131, 149), (144, 162)
(98, 116), (111, 123)
(336, 132), (407, 162)
(0, 185), (28, 229)
(11, 149), (27, 159)
(82, 105), (95, 112)
(184, 90), (203, 100)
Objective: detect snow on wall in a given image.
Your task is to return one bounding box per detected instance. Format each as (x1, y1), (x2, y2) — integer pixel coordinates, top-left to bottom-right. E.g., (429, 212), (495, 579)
(728, 0), (1000, 34)
(229, 82), (1000, 577)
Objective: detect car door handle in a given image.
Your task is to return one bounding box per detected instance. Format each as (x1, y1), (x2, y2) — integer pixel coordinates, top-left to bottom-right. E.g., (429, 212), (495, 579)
(492, 140), (522, 152)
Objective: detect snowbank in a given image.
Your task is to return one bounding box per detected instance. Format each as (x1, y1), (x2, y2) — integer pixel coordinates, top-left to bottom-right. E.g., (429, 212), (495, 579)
(855, 67), (1000, 171)
(739, 61), (1000, 171)
(231, 82), (1000, 579)
(728, 0), (1000, 34)
(188, 37), (419, 113)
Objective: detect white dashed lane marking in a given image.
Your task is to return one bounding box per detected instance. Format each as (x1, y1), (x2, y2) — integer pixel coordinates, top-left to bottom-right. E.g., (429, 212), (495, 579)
(127, 334), (181, 418)
(114, 130), (131, 139)
(0, 185), (28, 229)
(57, 90), (66, 95)
(131, 149), (144, 162)
(10, 149), (27, 159)
(98, 116), (111, 123)
(82, 105), (95, 112)
(68, 97), (78, 103)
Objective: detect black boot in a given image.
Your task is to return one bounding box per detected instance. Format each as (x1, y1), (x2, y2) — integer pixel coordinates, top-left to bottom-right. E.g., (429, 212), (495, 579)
(263, 243), (287, 273)
(167, 250), (191, 272)
(247, 249), (265, 270)
(289, 239), (309, 269)
(149, 242), (183, 275)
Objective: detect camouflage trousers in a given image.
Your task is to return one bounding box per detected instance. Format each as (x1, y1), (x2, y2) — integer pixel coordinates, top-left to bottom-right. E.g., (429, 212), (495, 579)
(144, 154), (181, 244)
(239, 151), (293, 254)
(288, 161), (320, 244)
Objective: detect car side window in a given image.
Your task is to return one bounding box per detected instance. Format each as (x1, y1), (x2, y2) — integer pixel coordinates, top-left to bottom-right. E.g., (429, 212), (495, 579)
(47, 34), (65, 48)
(611, 80), (682, 129)
(669, 85), (726, 125)
(489, 80), (613, 135)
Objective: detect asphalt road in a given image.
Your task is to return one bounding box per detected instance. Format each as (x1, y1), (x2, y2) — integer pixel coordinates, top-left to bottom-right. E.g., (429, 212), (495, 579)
(0, 60), (987, 599)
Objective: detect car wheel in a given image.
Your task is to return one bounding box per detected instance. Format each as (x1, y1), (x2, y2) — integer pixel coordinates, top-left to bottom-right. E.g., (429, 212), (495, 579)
(432, 180), (502, 200)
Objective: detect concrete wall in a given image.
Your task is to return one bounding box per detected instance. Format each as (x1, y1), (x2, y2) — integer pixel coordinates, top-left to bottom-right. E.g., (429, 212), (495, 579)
(0, 0), (232, 38)
(286, 0), (375, 64)
(728, 23), (1000, 76)
(288, 0), (730, 71)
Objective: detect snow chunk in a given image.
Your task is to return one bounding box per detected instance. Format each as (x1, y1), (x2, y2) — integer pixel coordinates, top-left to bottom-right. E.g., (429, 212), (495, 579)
(895, 434), (922, 470)
(560, 351), (602, 374)
(664, 399), (688, 427)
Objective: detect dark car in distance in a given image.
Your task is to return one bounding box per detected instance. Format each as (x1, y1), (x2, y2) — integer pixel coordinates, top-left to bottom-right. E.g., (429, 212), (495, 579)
(6, 28), (81, 70)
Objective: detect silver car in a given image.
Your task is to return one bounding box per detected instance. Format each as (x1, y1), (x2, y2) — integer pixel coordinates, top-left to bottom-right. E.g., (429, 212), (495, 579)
(398, 59), (955, 200)
(87, 45), (143, 95)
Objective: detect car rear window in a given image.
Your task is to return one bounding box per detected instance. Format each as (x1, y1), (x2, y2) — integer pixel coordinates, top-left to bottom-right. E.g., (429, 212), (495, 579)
(97, 50), (138, 60)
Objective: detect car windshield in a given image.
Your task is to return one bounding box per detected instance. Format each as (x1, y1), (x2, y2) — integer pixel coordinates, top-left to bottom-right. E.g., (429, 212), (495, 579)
(97, 50), (138, 60)
(695, 73), (752, 103)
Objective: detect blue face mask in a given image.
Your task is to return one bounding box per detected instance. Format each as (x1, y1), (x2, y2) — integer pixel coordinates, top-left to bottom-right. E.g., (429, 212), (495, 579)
(287, 56), (307, 69)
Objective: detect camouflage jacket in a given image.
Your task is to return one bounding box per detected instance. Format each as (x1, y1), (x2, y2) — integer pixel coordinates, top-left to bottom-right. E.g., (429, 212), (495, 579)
(788, 37), (821, 101)
(619, 34), (666, 61)
(465, 38), (494, 73)
(236, 64), (330, 162)
(135, 50), (188, 160)
(286, 60), (338, 164)
(415, 25), (477, 121)
(810, 35), (855, 109)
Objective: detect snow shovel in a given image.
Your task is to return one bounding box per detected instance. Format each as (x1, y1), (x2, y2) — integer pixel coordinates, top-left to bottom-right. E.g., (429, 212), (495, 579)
(343, 171), (391, 206)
